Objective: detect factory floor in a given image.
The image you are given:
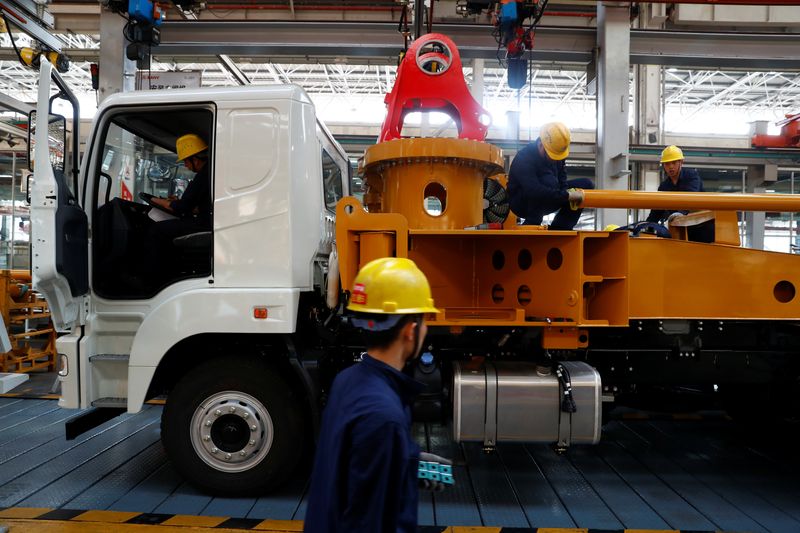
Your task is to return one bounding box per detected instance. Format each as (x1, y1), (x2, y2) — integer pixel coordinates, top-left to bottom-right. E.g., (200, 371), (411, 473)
(1, 377), (799, 533)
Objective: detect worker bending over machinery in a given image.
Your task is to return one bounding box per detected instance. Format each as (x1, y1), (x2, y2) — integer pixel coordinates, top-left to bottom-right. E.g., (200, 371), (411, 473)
(507, 122), (594, 230)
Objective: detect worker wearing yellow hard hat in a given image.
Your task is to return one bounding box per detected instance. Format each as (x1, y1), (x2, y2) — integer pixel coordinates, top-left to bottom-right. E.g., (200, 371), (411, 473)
(139, 133), (213, 288)
(176, 133), (208, 162)
(148, 133), (212, 225)
(645, 144), (704, 224)
(507, 121), (595, 230)
(306, 257), (447, 532)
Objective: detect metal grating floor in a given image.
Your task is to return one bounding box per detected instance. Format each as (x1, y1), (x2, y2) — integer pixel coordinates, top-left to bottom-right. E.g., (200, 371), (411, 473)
(1, 397), (799, 532)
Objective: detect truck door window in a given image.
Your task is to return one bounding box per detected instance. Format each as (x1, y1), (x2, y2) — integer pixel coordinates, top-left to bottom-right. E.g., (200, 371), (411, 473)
(322, 148), (344, 211)
(91, 108), (214, 299)
(96, 122), (187, 207)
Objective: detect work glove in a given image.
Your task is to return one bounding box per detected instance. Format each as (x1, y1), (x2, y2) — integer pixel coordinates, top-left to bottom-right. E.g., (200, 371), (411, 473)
(567, 188), (583, 211)
(418, 452), (454, 492)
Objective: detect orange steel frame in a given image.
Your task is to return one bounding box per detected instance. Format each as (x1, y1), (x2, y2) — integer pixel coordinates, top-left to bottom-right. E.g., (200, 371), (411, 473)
(338, 145), (800, 350)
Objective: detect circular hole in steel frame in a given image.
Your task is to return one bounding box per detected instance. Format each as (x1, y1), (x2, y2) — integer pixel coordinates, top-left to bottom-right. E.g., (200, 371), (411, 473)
(492, 250), (505, 271)
(546, 247), (563, 271)
(491, 284), (505, 304)
(423, 182), (447, 217)
(517, 285), (532, 306)
(774, 280), (795, 303)
(518, 249), (532, 270)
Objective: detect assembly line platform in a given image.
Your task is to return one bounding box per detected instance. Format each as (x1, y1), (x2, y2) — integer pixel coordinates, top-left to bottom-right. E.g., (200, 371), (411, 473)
(0, 395), (798, 532)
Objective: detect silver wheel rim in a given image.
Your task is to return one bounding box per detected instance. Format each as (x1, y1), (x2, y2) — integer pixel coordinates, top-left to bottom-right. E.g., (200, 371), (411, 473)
(189, 390), (274, 473)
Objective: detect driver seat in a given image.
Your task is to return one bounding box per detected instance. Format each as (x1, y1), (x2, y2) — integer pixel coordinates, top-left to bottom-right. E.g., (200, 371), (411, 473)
(173, 231), (213, 276)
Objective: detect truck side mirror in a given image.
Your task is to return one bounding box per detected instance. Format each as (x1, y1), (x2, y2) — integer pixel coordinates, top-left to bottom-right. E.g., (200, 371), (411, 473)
(25, 174), (32, 204)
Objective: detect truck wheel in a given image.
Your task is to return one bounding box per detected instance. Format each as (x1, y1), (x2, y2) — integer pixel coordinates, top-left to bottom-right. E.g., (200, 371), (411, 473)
(161, 356), (306, 495)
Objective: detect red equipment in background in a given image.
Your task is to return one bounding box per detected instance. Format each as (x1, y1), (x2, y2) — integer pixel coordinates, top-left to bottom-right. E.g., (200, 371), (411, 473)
(752, 113), (800, 149)
(378, 33), (491, 142)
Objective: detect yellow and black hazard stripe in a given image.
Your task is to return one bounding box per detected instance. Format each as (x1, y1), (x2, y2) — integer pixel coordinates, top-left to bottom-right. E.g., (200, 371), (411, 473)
(0, 507), (302, 532)
(0, 507), (720, 532)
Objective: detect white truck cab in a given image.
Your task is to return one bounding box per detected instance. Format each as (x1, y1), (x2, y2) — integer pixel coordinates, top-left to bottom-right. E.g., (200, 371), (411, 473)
(30, 60), (349, 493)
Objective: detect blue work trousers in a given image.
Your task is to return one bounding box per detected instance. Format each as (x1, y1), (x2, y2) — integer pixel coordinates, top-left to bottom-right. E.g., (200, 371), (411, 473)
(521, 177), (595, 230)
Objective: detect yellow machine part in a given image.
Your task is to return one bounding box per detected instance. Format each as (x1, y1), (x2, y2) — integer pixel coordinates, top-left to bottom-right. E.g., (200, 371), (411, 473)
(361, 137), (504, 230)
(340, 151), (800, 348)
(628, 237), (800, 319)
(0, 270), (57, 373)
(337, 197), (630, 329)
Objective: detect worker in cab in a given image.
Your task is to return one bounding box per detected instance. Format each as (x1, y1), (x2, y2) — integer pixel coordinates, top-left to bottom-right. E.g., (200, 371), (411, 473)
(142, 133), (213, 285)
(646, 145), (704, 224)
(507, 121), (594, 230)
(304, 257), (441, 533)
(150, 133), (212, 227)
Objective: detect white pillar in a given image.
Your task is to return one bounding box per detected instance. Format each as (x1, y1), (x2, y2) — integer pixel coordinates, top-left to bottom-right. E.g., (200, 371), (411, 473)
(470, 58), (485, 105)
(595, 2), (631, 228)
(634, 63), (662, 220)
(99, 8), (136, 102)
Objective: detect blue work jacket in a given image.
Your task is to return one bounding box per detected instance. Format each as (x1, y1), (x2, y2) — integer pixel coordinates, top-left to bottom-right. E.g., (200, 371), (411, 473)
(304, 354), (424, 533)
(646, 167), (704, 223)
(507, 140), (569, 219)
(169, 164), (212, 226)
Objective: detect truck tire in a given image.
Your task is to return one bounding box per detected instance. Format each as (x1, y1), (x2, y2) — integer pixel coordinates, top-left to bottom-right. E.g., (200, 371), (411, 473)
(161, 356), (306, 495)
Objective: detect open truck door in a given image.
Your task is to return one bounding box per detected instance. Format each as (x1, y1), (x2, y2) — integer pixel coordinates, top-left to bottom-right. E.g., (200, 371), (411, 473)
(30, 59), (88, 332)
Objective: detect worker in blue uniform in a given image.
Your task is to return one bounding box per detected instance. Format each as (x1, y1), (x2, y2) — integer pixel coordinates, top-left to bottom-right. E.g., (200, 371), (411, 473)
(507, 121), (594, 230)
(142, 133), (212, 286)
(646, 145), (704, 224)
(304, 257), (440, 533)
(150, 133), (212, 226)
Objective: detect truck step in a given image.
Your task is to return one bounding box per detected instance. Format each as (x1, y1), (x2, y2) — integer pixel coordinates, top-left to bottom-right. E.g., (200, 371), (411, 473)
(89, 354), (130, 362)
(92, 397), (127, 408)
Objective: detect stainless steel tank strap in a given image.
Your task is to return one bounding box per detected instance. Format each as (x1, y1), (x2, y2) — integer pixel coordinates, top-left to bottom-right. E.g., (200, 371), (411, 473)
(483, 362), (498, 448)
(556, 363), (572, 448)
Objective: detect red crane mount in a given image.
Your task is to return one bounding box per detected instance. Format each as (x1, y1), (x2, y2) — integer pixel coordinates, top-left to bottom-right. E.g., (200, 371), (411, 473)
(378, 33), (491, 143)
(751, 113), (800, 149)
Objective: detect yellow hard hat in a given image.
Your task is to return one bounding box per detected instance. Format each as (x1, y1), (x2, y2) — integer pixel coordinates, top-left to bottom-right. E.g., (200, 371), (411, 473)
(176, 133), (208, 162)
(660, 145), (684, 163)
(348, 257), (439, 330)
(540, 122), (570, 161)
(603, 224), (620, 231)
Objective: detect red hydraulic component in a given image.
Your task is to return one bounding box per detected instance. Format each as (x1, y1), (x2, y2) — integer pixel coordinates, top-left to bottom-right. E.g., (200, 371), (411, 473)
(752, 113), (800, 149)
(378, 33), (491, 143)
